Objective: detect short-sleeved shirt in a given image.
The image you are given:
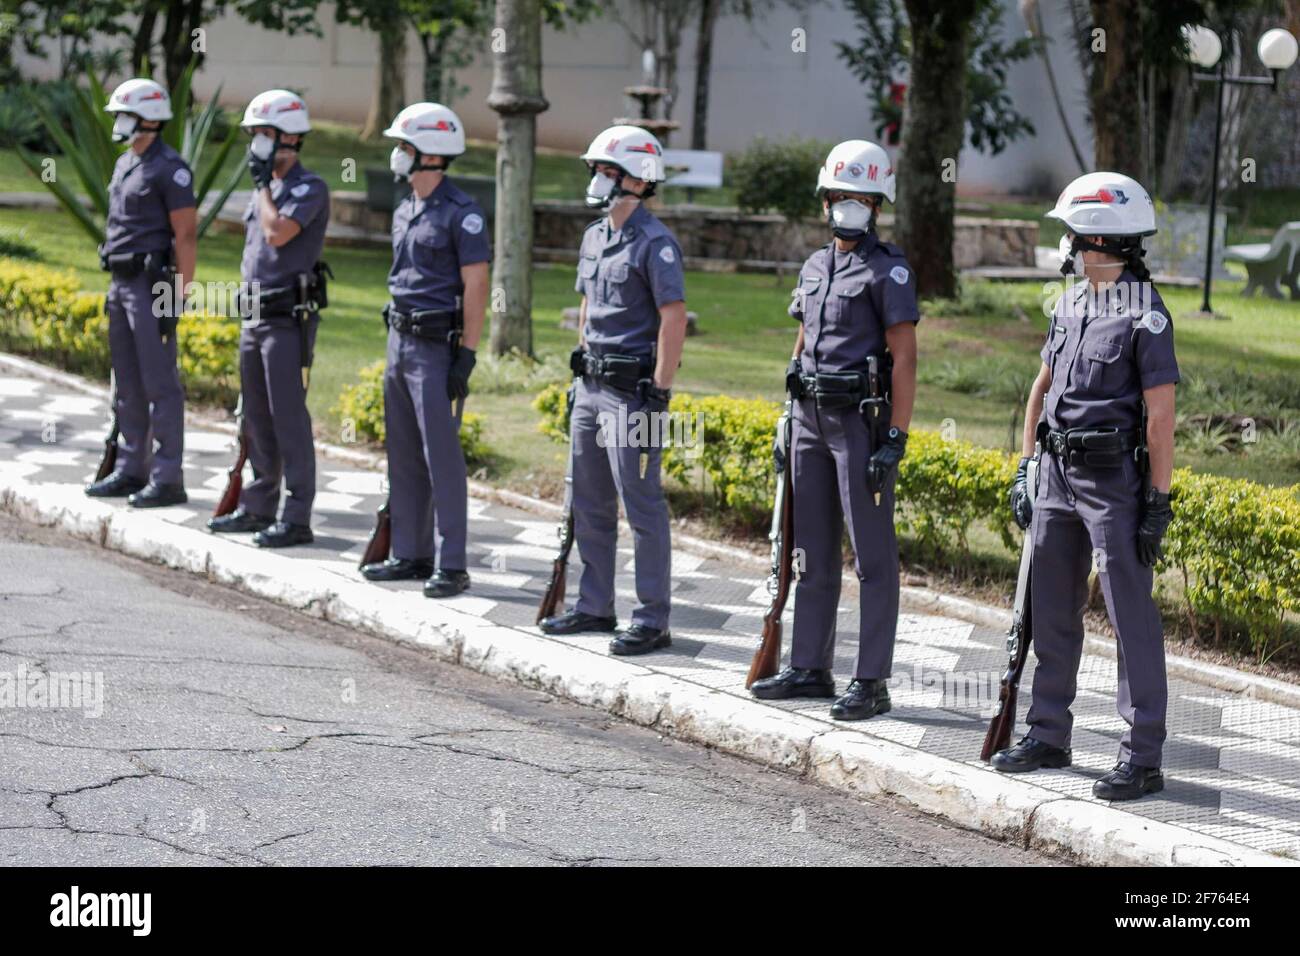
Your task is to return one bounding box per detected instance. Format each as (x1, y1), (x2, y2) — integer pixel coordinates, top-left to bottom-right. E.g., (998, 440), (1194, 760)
(103, 137), (196, 256)
(789, 233), (919, 374)
(240, 161), (330, 290)
(575, 203), (685, 358)
(387, 177), (491, 314)
(1041, 271), (1180, 432)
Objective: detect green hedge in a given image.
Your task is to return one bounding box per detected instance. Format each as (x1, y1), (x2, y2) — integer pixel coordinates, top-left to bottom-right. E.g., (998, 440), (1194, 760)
(534, 384), (1300, 655)
(333, 359), (491, 466)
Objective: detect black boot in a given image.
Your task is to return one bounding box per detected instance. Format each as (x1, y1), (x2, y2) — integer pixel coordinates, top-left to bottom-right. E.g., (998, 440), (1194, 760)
(424, 569), (470, 598)
(538, 610), (618, 636)
(128, 481), (187, 508)
(830, 678), (892, 721)
(85, 472), (146, 498)
(208, 509), (274, 534)
(253, 521), (313, 549)
(1092, 762), (1163, 801)
(609, 624), (671, 656)
(990, 736), (1072, 773)
(360, 557), (434, 582)
(750, 667), (836, 700)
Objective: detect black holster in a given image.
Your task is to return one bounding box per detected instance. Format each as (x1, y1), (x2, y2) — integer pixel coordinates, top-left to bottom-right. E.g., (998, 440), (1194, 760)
(577, 349), (653, 394)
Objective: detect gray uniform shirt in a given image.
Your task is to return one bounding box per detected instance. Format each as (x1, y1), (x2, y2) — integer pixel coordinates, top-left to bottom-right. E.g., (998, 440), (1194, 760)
(789, 234), (919, 374)
(387, 177), (491, 314)
(1041, 271), (1180, 432)
(103, 137), (196, 256)
(575, 203), (685, 358)
(240, 161), (330, 290)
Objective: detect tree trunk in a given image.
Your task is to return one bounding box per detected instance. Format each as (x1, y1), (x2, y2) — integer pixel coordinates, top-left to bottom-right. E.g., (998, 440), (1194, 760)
(691, 0), (720, 150)
(362, 16), (408, 141)
(132, 3), (160, 76)
(1087, 0), (1142, 176)
(419, 31), (446, 104)
(897, 0), (978, 300)
(487, 0), (549, 357)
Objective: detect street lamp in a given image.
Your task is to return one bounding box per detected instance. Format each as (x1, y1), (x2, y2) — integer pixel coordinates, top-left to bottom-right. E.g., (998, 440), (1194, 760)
(1181, 23), (1298, 315)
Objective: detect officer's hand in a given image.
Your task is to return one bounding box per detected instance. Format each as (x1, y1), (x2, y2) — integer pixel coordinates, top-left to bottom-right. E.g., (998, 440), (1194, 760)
(637, 378), (671, 414)
(447, 346), (477, 401)
(868, 427), (907, 490)
(1009, 456), (1033, 530)
(247, 150), (273, 190)
(1137, 486), (1173, 567)
(785, 358), (802, 398)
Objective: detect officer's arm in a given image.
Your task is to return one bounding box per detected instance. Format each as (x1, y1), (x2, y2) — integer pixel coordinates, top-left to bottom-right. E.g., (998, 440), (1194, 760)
(883, 322), (917, 432)
(1143, 383), (1175, 493)
(169, 207), (197, 304)
(577, 296), (588, 347)
(1021, 363), (1051, 458)
(654, 301), (687, 389)
(257, 189), (302, 248)
(792, 325), (804, 358)
(459, 261), (489, 350)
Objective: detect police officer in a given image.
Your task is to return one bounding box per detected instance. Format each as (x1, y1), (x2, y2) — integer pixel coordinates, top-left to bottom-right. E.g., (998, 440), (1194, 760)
(537, 125), (687, 656)
(85, 78), (195, 507)
(750, 140), (919, 720)
(993, 173), (1177, 801)
(359, 103), (488, 598)
(208, 90), (330, 548)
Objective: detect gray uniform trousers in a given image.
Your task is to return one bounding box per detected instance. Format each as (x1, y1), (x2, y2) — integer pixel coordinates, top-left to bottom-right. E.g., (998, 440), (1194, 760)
(105, 271), (185, 485)
(1026, 453), (1167, 767)
(383, 326), (467, 568)
(238, 314), (318, 525)
(789, 399), (899, 679)
(569, 377), (672, 630)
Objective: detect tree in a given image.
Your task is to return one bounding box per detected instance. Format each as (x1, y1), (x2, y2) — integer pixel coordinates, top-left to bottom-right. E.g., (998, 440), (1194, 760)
(405, 0), (492, 105)
(334, 1), (409, 140)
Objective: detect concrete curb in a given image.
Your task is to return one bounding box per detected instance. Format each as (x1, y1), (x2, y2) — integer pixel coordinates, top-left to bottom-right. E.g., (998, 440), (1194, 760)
(7, 349), (1297, 714)
(0, 472), (1290, 867)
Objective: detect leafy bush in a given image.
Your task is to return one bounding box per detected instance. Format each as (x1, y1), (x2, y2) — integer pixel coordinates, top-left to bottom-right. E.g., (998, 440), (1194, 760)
(0, 228), (41, 261)
(333, 359), (491, 465)
(728, 137), (834, 221)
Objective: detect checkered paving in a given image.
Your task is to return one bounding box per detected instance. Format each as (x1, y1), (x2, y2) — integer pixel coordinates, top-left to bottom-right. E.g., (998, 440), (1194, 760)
(2, 366), (1298, 860)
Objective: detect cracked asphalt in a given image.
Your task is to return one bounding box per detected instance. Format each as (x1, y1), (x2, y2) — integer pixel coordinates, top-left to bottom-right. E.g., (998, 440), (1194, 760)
(0, 514), (1054, 866)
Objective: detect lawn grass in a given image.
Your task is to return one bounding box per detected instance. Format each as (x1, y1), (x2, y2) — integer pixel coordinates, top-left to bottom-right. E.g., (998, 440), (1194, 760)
(3, 202), (1299, 493)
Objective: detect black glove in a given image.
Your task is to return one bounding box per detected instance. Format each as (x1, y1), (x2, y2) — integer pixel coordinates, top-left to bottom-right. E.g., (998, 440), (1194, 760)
(868, 426), (907, 490)
(447, 346), (477, 401)
(1009, 456), (1033, 530)
(1137, 486), (1173, 567)
(785, 358), (802, 398)
(247, 149), (273, 189)
(637, 378), (671, 413)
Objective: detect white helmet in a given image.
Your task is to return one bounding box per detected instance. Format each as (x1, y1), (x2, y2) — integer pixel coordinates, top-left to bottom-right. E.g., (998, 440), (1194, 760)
(581, 125), (665, 183)
(240, 90), (311, 134)
(1046, 172), (1156, 237)
(817, 140), (895, 204)
(384, 103), (466, 157)
(104, 78), (172, 121)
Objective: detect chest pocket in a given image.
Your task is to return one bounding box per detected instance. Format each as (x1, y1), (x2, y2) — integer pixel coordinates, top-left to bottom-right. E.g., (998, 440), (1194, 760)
(1046, 322), (1069, 376)
(123, 178), (152, 217)
(794, 276), (823, 322)
(827, 282), (866, 327)
(1080, 337), (1125, 391)
(602, 261), (631, 306)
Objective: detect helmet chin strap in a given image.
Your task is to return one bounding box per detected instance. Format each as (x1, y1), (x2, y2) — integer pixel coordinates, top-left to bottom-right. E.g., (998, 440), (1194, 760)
(1065, 234), (1137, 276)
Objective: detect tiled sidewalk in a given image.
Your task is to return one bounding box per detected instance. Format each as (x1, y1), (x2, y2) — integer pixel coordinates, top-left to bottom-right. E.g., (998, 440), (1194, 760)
(1, 365), (1297, 861)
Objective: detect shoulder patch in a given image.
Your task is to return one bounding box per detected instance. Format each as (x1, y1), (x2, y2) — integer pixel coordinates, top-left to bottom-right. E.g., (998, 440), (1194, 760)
(461, 212), (484, 236)
(889, 265), (910, 285)
(1139, 311), (1168, 334)
(290, 182), (311, 198)
(658, 245), (676, 264)
(172, 168), (192, 188)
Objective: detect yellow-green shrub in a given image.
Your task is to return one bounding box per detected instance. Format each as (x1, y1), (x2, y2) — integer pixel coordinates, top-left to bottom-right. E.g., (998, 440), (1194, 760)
(334, 359), (491, 465)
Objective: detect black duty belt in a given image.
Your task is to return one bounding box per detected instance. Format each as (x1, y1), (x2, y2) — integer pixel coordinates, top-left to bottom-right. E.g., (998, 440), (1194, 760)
(798, 367), (891, 411)
(1044, 427), (1142, 468)
(240, 263), (332, 322)
(573, 349), (652, 394)
(384, 303), (460, 341)
(98, 247), (172, 277)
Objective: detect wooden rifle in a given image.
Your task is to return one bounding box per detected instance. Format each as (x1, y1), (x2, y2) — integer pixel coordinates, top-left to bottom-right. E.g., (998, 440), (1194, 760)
(746, 397), (795, 688)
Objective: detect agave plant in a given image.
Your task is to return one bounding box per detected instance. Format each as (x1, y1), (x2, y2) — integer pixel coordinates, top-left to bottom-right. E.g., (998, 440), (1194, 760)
(14, 59), (244, 246)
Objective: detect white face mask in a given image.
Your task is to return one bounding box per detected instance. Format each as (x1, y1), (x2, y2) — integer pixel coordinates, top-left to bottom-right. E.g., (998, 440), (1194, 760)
(1058, 235), (1086, 277)
(111, 113), (139, 145)
(389, 146), (414, 180)
(249, 132), (276, 161)
(585, 171), (617, 208)
(829, 199), (872, 237)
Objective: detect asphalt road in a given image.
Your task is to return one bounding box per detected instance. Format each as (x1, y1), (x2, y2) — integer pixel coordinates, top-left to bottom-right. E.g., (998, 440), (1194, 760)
(0, 514), (1053, 866)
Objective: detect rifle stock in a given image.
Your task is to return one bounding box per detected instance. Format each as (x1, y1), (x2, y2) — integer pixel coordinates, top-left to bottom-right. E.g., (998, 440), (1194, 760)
(746, 400), (795, 688)
(537, 381), (578, 624)
(93, 372), (119, 483)
(359, 500), (392, 569)
(213, 398), (247, 519)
